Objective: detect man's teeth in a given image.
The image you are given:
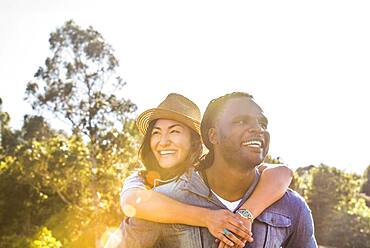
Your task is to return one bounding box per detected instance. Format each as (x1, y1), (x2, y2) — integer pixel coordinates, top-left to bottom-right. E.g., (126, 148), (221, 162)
(159, 150), (176, 155)
(242, 140), (262, 148)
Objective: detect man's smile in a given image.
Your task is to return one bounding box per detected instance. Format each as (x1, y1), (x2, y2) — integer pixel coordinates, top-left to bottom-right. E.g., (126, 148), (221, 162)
(241, 138), (264, 149)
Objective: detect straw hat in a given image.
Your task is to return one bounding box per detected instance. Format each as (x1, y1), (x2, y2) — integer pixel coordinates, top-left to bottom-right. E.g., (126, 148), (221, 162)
(136, 93), (201, 136)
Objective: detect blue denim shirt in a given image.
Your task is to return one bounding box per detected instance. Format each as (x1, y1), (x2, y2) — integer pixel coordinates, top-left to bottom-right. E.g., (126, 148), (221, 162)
(121, 168), (317, 248)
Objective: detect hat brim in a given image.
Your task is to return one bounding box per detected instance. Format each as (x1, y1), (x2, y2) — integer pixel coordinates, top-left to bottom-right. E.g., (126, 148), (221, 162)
(136, 108), (200, 136)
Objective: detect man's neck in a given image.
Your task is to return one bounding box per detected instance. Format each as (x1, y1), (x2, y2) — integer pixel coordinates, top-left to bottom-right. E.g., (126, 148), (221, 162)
(205, 158), (256, 202)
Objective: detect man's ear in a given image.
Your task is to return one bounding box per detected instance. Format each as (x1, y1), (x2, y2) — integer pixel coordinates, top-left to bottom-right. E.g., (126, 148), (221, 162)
(208, 128), (218, 145)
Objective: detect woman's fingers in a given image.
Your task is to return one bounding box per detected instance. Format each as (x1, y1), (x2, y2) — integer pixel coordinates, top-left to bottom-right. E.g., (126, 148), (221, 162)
(215, 233), (235, 247)
(221, 229), (246, 247)
(227, 215), (251, 233)
(217, 240), (227, 248)
(224, 217), (253, 242)
(235, 214), (253, 231)
(224, 225), (249, 241)
(233, 215), (253, 242)
(206, 209), (254, 244)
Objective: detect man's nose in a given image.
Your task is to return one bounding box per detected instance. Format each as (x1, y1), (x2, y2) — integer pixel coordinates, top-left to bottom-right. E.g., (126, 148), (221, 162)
(248, 123), (264, 133)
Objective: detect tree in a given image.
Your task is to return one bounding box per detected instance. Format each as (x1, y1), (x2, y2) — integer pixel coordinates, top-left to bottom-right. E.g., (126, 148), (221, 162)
(361, 165), (370, 201)
(25, 20), (137, 145)
(24, 18), (139, 203)
(0, 125), (140, 247)
(21, 115), (56, 141)
(263, 154), (284, 164)
(291, 164), (370, 247)
(30, 227), (62, 248)
(0, 100), (19, 157)
(0, 97), (2, 147)
(0, 111), (63, 247)
(20, 20), (140, 246)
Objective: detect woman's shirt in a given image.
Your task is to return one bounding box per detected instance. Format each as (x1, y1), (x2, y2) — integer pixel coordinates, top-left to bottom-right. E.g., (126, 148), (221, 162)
(120, 170), (183, 209)
(120, 171), (147, 206)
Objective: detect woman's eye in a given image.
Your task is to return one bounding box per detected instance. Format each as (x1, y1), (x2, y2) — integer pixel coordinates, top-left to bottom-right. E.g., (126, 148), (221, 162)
(170, 130), (180, 134)
(151, 131), (160, 136)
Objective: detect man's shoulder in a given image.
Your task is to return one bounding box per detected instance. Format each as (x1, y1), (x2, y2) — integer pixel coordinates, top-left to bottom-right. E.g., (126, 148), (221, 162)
(253, 189), (313, 235)
(282, 189), (309, 207)
(263, 189), (311, 218)
(258, 190), (317, 247)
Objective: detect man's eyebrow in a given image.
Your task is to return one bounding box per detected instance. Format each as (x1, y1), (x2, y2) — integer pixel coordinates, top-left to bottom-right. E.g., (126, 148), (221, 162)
(232, 114), (248, 119)
(232, 115), (252, 120)
(232, 114), (268, 124)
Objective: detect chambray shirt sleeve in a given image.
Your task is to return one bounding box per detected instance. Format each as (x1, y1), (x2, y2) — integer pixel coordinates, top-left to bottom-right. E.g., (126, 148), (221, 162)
(120, 172), (146, 209)
(120, 217), (162, 248)
(285, 200), (318, 248)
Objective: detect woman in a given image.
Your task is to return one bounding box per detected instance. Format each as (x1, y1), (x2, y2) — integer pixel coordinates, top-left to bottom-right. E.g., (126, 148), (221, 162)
(120, 93), (292, 247)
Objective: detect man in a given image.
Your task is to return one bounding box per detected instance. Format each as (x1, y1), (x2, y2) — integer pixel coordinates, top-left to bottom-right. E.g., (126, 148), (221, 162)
(121, 92), (317, 247)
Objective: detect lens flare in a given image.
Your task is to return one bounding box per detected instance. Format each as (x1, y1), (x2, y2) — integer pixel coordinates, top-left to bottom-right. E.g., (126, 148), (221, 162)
(101, 228), (122, 248)
(122, 204), (136, 217)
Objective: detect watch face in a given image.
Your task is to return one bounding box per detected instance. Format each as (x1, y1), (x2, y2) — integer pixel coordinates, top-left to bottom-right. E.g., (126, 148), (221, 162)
(237, 209), (253, 220)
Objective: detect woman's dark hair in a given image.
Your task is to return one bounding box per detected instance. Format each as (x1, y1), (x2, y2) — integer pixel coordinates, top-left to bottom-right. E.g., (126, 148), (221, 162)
(139, 119), (203, 181)
(197, 92), (253, 171)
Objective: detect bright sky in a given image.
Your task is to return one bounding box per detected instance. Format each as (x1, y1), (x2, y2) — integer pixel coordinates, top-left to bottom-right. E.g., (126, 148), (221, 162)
(1, 0), (369, 174)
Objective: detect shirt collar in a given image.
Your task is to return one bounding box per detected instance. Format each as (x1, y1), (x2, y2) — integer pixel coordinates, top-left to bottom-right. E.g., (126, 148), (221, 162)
(235, 169), (260, 211)
(180, 167), (261, 210)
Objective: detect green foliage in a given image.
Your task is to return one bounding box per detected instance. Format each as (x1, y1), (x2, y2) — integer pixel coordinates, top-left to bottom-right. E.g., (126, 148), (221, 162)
(361, 164), (370, 207)
(263, 154), (283, 164)
(290, 165), (315, 201)
(10, 135), (91, 206)
(20, 19), (139, 245)
(320, 209), (370, 248)
(8, 20), (140, 247)
(31, 227), (62, 248)
(0, 124), (139, 245)
(0, 109), (19, 157)
(21, 115), (57, 141)
(25, 20), (137, 144)
(291, 164), (370, 248)
(1, 19), (141, 246)
(0, 234), (30, 248)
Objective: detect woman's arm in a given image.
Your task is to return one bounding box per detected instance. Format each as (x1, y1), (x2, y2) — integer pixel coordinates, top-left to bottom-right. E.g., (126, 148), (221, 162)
(122, 188), (252, 246)
(120, 174), (251, 247)
(120, 164), (292, 247)
(241, 163), (293, 218)
(217, 164), (293, 248)
(120, 172), (210, 225)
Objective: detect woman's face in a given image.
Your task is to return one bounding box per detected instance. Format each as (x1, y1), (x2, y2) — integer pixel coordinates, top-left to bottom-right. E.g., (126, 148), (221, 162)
(150, 119), (192, 169)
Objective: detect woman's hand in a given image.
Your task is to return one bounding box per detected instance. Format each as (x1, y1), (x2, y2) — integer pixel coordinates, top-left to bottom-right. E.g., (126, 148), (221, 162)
(217, 213), (254, 248)
(202, 209), (253, 247)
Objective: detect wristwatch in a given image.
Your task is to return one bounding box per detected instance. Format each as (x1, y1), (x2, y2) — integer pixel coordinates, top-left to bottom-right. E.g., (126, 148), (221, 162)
(236, 208), (254, 222)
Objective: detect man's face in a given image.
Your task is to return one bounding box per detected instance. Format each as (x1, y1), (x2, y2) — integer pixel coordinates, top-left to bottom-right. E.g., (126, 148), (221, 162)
(213, 97), (270, 170)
